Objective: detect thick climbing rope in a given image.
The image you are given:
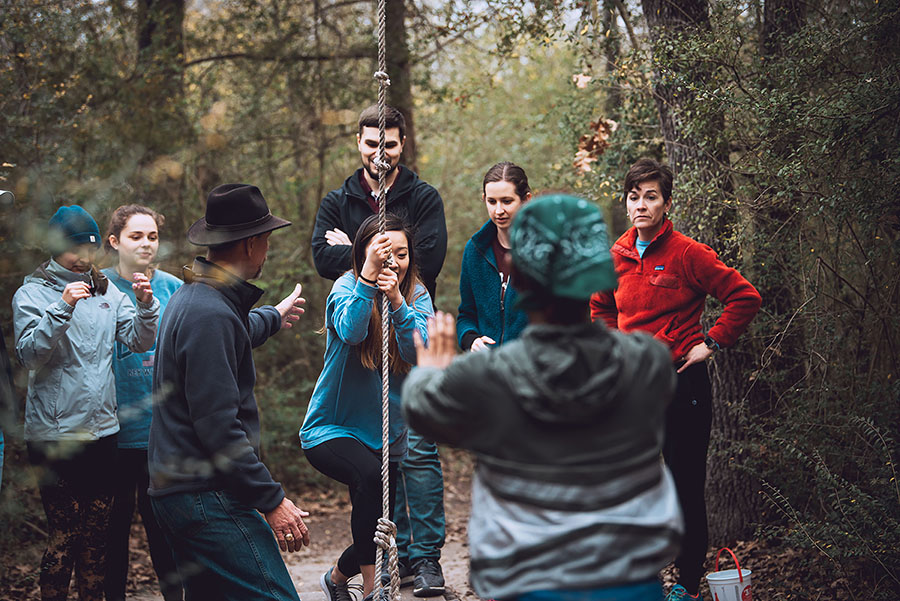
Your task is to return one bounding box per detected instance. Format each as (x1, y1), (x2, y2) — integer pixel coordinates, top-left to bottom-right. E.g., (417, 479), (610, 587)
(372, 0), (401, 597)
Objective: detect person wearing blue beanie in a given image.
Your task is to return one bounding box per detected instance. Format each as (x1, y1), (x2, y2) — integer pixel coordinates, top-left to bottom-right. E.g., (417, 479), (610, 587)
(48, 204), (103, 251)
(12, 204), (160, 601)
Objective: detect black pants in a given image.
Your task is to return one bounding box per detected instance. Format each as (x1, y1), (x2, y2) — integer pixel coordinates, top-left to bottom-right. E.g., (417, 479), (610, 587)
(304, 437), (398, 577)
(663, 362), (712, 595)
(28, 435), (118, 601)
(104, 448), (183, 601)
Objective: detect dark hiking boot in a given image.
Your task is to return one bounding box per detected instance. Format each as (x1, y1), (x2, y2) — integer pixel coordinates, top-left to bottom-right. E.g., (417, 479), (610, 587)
(412, 557), (445, 597)
(380, 557), (413, 588)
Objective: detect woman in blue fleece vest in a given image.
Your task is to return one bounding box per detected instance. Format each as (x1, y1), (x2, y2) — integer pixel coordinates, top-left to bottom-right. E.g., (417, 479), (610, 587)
(301, 213), (433, 601)
(456, 162), (531, 351)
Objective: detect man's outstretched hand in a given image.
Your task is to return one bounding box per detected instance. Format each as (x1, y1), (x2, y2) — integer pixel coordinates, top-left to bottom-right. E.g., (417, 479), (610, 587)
(275, 283), (306, 329)
(414, 311), (457, 370)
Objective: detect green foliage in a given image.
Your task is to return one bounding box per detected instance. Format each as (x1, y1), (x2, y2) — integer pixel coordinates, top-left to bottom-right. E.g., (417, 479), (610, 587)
(759, 412), (900, 597)
(593, 0), (900, 591)
(0, 3), (589, 579)
(416, 39), (577, 310)
(3, 0), (899, 595)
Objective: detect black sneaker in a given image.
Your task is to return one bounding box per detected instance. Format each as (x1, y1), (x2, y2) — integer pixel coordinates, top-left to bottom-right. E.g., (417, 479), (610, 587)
(320, 567), (354, 601)
(380, 557), (414, 588)
(412, 558), (445, 597)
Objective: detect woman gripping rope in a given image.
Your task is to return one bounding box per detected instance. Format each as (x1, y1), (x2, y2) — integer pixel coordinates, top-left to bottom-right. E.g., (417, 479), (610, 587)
(301, 214), (433, 601)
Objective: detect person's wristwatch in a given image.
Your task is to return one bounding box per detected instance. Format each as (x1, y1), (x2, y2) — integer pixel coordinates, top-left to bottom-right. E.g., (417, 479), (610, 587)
(704, 335), (720, 352)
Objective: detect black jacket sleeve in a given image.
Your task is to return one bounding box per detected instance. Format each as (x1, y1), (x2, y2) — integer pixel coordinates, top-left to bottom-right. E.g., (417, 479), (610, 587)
(409, 183), (447, 300)
(248, 306), (282, 348)
(312, 189), (353, 280)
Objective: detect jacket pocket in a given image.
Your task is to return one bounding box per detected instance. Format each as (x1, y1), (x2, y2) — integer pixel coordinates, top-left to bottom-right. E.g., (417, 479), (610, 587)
(656, 315), (678, 344)
(649, 273), (681, 289)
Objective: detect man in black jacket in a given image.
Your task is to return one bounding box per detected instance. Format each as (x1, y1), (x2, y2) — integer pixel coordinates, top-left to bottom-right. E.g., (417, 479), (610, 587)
(311, 106), (448, 596)
(311, 105), (447, 301)
(149, 184), (309, 600)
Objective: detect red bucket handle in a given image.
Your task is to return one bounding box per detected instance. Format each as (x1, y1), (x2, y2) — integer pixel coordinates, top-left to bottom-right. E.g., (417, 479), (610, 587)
(714, 547), (745, 583)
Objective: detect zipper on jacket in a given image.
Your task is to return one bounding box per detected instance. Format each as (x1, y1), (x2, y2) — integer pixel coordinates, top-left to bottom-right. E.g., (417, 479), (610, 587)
(499, 272), (509, 345)
(476, 242), (508, 347)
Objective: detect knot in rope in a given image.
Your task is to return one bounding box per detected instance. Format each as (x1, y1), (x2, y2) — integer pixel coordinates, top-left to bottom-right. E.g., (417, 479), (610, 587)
(373, 517), (397, 550)
(373, 159), (393, 173)
(373, 70), (392, 86)
(374, 518), (401, 601)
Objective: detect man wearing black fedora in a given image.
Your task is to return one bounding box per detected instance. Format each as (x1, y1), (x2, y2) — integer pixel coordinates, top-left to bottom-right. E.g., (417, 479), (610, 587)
(148, 184), (309, 600)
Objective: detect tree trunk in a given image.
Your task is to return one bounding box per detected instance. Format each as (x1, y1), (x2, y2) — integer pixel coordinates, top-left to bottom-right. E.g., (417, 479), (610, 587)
(135, 0), (187, 156)
(385, 0), (416, 172)
(601, 0), (629, 237)
(133, 0), (188, 256)
(748, 0), (809, 428)
(761, 0), (806, 56)
(602, 0), (623, 112)
(641, 0), (759, 542)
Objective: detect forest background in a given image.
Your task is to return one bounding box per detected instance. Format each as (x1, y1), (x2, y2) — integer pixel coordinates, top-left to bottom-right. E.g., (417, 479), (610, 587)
(1, 0), (898, 597)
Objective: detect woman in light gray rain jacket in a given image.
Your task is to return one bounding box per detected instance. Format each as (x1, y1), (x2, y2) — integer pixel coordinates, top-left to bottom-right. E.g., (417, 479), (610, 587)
(12, 205), (159, 601)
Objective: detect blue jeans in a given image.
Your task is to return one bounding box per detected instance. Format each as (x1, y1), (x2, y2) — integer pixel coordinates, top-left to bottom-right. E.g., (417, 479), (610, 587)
(394, 429), (445, 563)
(151, 491), (300, 601)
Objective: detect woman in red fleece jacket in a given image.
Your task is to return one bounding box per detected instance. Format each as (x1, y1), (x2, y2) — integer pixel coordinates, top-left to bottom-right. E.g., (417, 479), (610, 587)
(590, 158), (761, 601)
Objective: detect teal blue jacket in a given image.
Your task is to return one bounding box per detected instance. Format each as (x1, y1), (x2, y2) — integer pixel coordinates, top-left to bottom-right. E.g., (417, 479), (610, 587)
(456, 220), (528, 350)
(301, 273), (432, 457)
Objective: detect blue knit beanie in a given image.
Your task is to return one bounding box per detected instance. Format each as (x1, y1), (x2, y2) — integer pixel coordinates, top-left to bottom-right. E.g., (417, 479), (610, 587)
(48, 205), (101, 251)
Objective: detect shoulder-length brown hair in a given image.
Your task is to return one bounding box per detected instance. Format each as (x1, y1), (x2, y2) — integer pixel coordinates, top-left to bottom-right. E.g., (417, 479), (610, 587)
(350, 213), (426, 374)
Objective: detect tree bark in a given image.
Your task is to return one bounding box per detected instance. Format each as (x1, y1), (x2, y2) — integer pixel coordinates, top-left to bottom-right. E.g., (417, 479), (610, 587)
(750, 0), (809, 427)
(135, 0), (187, 155)
(601, 0), (629, 237)
(761, 0), (806, 56)
(385, 0), (417, 172)
(641, 0), (759, 542)
(133, 0), (188, 255)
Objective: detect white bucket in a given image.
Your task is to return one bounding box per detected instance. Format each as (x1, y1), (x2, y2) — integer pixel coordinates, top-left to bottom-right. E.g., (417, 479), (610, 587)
(706, 548), (752, 601)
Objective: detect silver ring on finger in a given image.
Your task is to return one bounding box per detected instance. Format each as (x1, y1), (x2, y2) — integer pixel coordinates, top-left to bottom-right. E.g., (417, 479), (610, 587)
(284, 532), (294, 541)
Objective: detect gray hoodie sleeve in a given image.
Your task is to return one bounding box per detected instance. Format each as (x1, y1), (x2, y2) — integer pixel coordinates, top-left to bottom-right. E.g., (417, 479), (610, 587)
(12, 288), (75, 370)
(113, 288), (160, 354)
(402, 358), (487, 448)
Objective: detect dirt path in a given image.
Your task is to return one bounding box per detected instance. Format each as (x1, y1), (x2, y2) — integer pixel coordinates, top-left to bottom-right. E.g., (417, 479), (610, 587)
(128, 449), (479, 601)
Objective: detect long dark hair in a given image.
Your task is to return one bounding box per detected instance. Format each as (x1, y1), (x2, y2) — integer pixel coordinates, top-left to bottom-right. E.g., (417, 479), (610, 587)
(350, 213), (425, 374)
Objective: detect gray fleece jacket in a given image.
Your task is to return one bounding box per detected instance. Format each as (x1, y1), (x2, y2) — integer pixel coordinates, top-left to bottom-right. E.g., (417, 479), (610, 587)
(12, 258), (160, 442)
(403, 322), (682, 599)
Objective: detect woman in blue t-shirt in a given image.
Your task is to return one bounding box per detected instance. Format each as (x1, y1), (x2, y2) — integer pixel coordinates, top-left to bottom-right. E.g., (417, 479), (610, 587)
(102, 205), (183, 601)
(301, 213), (432, 601)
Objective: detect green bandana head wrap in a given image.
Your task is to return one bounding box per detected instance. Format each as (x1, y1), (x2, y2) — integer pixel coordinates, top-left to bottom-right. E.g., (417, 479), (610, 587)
(510, 194), (617, 308)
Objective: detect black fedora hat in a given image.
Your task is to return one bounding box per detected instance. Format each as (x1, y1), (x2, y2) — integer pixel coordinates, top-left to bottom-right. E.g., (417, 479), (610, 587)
(188, 184), (291, 246)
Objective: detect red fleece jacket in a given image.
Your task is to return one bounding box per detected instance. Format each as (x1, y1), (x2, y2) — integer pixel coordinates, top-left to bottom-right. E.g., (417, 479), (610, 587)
(591, 219), (761, 361)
